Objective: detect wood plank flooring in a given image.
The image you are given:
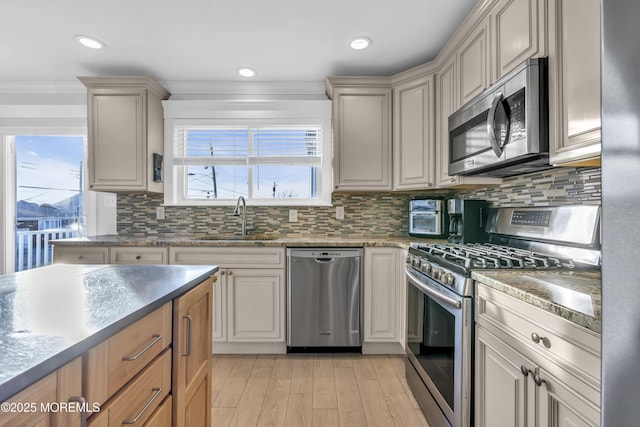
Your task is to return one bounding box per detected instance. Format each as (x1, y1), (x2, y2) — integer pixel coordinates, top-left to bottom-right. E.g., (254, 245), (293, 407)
(211, 354), (430, 427)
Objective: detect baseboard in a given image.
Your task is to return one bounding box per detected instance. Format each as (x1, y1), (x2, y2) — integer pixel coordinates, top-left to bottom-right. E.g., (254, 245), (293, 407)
(362, 341), (405, 355)
(212, 342), (287, 354)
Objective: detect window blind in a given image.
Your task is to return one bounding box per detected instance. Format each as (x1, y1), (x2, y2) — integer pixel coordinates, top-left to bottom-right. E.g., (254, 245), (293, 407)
(173, 125), (323, 166)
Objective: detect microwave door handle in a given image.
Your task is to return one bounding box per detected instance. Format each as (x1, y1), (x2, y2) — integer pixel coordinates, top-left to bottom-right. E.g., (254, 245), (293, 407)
(487, 92), (504, 157)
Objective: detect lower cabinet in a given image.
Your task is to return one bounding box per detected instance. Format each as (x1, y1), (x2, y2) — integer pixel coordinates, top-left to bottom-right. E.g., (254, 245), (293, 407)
(363, 247), (406, 354)
(475, 282), (600, 427)
(0, 357), (82, 427)
(170, 247), (286, 354)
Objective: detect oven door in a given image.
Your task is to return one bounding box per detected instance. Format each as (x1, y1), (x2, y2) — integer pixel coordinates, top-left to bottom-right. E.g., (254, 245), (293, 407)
(405, 267), (472, 427)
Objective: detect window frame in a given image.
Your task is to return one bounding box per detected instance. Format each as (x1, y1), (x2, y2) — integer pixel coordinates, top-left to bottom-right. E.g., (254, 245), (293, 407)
(163, 100), (333, 207)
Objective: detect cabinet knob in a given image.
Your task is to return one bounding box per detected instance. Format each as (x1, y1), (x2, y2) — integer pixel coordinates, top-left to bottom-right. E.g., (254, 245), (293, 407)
(220, 271), (225, 276)
(78, 255), (83, 260)
(533, 373), (547, 388)
(211, 275), (218, 283)
(228, 270), (233, 276)
(135, 255), (142, 260)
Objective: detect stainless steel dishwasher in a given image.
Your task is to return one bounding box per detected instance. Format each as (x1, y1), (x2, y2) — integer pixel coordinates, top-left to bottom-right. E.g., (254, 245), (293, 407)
(287, 248), (363, 349)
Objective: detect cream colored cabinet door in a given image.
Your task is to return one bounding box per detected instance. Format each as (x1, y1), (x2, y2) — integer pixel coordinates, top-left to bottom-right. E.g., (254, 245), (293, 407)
(475, 326), (533, 427)
(53, 246), (109, 264)
(109, 247), (169, 264)
(226, 268), (285, 342)
(393, 75), (436, 190)
(363, 247), (405, 352)
(458, 19), (490, 106)
(548, 0), (602, 165)
(79, 77), (169, 193)
(331, 85), (392, 191)
(212, 270), (226, 342)
(435, 57), (461, 187)
(490, 0), (547, 81)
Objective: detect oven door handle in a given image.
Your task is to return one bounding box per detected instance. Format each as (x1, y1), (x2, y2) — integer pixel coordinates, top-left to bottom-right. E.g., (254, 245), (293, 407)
(405, 267), (462, 309)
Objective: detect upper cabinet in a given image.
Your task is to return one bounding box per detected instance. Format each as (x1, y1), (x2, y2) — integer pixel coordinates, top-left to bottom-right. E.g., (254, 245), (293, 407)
(326, 78), (392, 191)
(548, 0), (602, 165)
(490, 0), (547, 81)
(458, 19), (490, 107)
(79, 76), (170, 193)
(392, 74), (436, 190)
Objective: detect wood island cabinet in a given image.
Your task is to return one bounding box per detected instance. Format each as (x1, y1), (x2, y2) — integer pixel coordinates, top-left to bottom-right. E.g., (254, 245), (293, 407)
(78, 76), (170, 193)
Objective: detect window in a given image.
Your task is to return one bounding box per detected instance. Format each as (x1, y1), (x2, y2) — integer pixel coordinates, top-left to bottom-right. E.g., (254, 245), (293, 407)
(163, 100), (332, 206)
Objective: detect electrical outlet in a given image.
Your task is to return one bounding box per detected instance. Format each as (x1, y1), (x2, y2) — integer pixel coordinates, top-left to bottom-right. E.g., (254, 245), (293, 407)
(289, 209), (298, 222)
(104, 194), (117, 208)
(336, 206), (345, 220)
(156, 206), (165, 220)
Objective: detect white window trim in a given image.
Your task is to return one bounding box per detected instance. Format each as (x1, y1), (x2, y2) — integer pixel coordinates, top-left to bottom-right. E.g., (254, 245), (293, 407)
(163, 99), (333, 206)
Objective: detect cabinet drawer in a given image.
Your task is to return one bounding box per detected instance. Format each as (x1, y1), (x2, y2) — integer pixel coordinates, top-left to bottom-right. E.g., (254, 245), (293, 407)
(142, 395), (172, 427)
(169, 246), (285, 268)
(110, 247), (168, 264)
(85, 302), (172, 406)
(88, 349), (171, 427)
(54, 247), (109, 264)
(476, 283), (600, 384)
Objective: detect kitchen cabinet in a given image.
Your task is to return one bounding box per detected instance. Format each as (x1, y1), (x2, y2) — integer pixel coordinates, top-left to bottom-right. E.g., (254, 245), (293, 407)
(435, 57), (502, 188)
(457, 19), (490, 106)
(392, 74), (436, 190)
(548, 0), (602, 165)
(363, 247), (406, 354)
(475, 282), (600, 427)
(326, 78), (392, 191)
(490, 0), (547, 81)
(172, 275), (213, 427)
(53, 246), (110, 264)
(110, 247), (169, 264)
(0, 357), (82, 427)
(169, 246), (286, 354)
(78, 76), (170, 193)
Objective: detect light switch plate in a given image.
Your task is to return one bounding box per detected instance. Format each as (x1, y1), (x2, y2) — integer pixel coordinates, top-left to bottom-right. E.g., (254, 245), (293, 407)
(336, 206), (345, 220)
(289, 209), (298, 222)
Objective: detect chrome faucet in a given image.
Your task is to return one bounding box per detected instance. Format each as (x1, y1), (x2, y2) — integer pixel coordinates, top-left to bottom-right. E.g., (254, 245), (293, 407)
(233, 196), (247, 236)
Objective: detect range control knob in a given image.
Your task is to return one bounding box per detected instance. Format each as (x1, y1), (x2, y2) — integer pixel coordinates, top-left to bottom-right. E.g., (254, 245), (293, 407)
(406, 255), (412, 265)
(412, 258), (421, 267)
(443, 273), (455, 286)
(432, 269), (443, 281)
(420, 262), (431, 274)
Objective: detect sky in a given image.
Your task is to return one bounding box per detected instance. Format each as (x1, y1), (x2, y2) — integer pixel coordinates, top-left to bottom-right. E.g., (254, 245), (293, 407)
(15, 135), (84, 205)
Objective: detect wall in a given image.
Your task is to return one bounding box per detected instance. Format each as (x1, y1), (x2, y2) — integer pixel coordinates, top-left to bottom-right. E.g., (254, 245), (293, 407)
(117, 166), (601, 238)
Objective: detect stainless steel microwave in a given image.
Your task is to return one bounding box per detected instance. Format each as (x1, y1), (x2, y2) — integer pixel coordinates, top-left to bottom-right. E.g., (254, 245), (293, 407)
(448, 58), (551, 177)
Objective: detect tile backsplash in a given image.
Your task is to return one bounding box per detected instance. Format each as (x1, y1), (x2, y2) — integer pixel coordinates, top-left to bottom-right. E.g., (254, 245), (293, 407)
(117, 166), (601, 238)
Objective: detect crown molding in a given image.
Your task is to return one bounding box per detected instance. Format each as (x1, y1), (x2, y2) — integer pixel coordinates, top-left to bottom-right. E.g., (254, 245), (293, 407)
(0, 81), (85, 94)
(161, 80), (327, 100)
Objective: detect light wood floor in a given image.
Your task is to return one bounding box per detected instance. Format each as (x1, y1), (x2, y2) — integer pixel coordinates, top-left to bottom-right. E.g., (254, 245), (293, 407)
(211, 353), (430, 427)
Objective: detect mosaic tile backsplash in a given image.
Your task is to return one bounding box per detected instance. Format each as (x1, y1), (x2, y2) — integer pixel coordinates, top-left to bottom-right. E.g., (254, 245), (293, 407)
(117, 166), (601, 238)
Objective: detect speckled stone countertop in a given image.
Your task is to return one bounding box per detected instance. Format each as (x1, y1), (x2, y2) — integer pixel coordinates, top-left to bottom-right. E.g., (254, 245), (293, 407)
(471, 270), (601, 333)
(50, 234), (447, 248)
(0, 264), (217, 402)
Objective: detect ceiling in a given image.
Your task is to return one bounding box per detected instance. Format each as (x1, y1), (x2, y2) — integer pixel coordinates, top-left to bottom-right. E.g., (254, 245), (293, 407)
(1, 0), (479, 83)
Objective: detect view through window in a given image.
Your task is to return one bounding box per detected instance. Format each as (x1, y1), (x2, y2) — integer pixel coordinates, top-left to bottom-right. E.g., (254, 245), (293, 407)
(15, 135), (84, 271)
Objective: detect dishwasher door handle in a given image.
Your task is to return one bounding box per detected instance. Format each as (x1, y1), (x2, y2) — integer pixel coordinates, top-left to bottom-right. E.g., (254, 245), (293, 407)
(314, 258), (336, 263)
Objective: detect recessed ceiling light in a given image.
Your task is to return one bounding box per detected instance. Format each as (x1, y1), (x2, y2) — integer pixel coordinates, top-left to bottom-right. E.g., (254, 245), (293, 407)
(350, 37), (372, 50)
(75, 35), (105, 49)
(238, 68), (256, 78)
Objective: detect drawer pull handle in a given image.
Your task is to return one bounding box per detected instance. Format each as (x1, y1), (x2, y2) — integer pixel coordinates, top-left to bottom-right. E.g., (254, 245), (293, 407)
(183, 315), (193, 356)
(531, 332), (551, 348)
(122, 334), (162, 361)
(68, 396), (87, 427)
(122, 387), (162, 424)
(533, 373), (547, 388)
(520, 365), (531, 377)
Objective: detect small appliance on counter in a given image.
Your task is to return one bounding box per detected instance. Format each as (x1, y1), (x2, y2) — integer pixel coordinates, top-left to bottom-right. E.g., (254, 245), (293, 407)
(447, 199), (488, 243)
(409, 198), (447, 238)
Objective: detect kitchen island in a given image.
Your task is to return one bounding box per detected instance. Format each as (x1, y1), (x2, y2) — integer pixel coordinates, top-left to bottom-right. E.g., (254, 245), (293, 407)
(0, 263), (216, 426)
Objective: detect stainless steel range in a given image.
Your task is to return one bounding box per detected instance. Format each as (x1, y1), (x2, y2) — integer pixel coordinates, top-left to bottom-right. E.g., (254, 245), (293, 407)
(404, 204), (601, 427)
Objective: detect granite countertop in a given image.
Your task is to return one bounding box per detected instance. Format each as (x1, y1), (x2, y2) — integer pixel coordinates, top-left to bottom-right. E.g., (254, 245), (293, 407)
(50, 234), (447, 249)
(471, 270), (601, 333)
(0, 263), (217, 402)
